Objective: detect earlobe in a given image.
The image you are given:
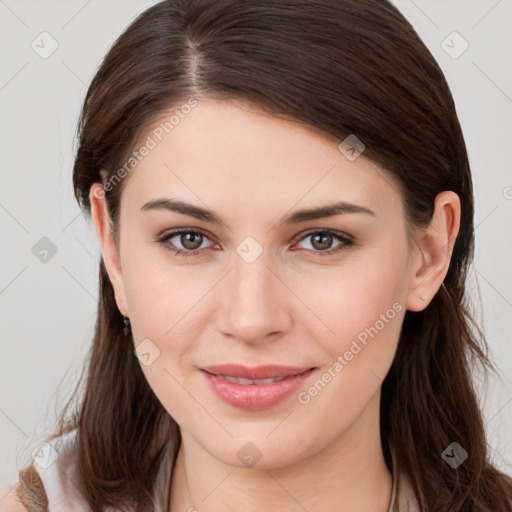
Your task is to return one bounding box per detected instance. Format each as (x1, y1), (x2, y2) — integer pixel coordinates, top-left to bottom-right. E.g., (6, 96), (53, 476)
(406, 191), (460, 312)
(89, 183), (129, 316)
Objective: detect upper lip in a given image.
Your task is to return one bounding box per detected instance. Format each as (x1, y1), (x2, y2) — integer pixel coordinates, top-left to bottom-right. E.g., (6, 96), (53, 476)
(200, 364), (315, 380)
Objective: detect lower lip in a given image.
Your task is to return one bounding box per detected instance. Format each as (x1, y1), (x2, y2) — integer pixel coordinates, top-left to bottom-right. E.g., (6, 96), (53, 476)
(201, 368), (316, 411)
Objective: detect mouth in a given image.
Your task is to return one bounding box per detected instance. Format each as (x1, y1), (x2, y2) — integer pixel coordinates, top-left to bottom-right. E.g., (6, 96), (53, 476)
(200, 363), (314, 380)
(199, 364), (317, 410)
(207, 374), (291, 385)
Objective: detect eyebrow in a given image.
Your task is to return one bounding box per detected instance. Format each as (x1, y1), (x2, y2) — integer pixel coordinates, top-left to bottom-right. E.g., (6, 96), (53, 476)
(140, 198), (376, 226)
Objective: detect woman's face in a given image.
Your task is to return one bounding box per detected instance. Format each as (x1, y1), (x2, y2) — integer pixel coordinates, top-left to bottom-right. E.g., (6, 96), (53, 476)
(93, 98), (425, 468)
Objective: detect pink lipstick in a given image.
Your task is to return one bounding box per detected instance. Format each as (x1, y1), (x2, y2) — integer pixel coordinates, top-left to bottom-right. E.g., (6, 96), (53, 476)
(200, 364), (316, 410)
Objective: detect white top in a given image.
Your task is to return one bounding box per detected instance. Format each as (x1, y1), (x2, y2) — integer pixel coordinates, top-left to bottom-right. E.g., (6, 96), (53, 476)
(32, 429), (419, 511)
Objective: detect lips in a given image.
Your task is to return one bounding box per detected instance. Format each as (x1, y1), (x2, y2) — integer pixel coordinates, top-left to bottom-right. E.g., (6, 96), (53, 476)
(199, 364), (316, 410)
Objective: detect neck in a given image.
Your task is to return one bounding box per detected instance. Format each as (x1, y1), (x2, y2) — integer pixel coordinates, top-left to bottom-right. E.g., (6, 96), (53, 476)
(169, 392), (392, 512)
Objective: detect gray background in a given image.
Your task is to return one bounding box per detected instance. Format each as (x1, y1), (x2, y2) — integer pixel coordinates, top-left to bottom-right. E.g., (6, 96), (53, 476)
(1, 0), (511, 496)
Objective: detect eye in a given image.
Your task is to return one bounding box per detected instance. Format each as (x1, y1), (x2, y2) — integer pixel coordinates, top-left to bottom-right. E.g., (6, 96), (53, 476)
(292, 229), (354, 256)
(156, 229), (215, 257)
(155, 228), (354, 258)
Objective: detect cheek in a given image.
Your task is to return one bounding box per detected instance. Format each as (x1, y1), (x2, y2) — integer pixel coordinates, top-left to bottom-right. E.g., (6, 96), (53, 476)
(294, 247), (408, 398)
(122, 245), (205, 337)
(293, 274), (405, 444)
(121, 258), (206, 424)
(297, 249), (407, 344)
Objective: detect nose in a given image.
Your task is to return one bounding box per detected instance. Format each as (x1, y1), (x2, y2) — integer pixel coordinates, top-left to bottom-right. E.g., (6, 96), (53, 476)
(216, 251), (293, 345)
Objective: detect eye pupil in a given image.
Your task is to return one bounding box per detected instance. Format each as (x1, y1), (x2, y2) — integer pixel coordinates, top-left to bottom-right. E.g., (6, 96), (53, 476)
(181, 232), (203, 250)
(311, 232), (333, 250)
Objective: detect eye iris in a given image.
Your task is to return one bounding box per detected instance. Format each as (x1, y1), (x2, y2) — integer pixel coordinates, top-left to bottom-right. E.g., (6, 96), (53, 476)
(181, 232), (203, 250)
(311, 232), (333, 251)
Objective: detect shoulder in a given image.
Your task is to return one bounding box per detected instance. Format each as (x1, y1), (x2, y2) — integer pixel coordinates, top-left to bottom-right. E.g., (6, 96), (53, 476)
(0, 429), (81, 512)
(0, 486), (29, 512)
(32, 430), (92, 511)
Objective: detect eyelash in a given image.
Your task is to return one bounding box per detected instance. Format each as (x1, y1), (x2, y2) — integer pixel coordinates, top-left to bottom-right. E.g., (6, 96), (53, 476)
(155, 228), (355, 258)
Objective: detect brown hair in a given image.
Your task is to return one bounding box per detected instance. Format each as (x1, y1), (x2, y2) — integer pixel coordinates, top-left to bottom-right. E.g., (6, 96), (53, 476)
(16, 0), (512, 510)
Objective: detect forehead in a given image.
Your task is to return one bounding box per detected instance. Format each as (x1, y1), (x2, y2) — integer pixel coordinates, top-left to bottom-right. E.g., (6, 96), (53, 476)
(121, 98), (404, 223)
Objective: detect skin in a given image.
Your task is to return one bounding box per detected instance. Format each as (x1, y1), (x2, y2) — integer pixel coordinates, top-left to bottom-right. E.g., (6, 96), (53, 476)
(89, 98), (460, 512)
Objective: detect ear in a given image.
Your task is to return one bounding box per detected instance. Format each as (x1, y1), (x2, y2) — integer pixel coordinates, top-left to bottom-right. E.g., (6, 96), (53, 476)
(89, 183), (129, 316)
(406, 191), (461, 312)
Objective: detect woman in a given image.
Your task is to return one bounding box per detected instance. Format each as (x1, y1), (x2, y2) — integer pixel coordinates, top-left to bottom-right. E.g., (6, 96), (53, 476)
(5, 0), (512, 510)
